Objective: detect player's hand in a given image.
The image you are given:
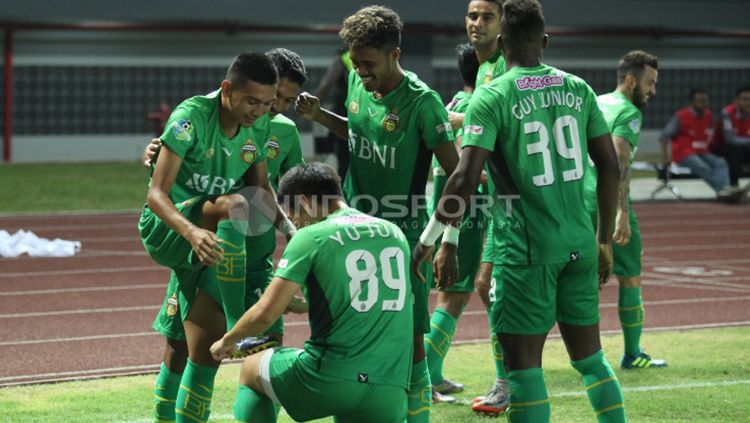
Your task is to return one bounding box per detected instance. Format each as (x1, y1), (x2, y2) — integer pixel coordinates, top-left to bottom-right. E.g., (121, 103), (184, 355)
(597, 243), (613, 289)
(187, 228), (224, 265)
(411, 242), (435, 284)
(210, 336), (237, 361)
(142, 138), (162, 168)
(434, 243), (459, 289)
(448, 111), (464, 130)
(295, 92), (322, 121)
(613, 212), (631, 246)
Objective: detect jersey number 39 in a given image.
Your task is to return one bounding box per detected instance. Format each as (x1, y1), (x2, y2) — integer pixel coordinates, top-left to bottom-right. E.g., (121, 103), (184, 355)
(346, 248), (407, 313)
(525, 115), (583, 187)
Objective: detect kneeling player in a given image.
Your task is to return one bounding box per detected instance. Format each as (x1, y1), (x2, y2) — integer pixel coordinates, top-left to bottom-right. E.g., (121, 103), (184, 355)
(211, 163), (414, 423)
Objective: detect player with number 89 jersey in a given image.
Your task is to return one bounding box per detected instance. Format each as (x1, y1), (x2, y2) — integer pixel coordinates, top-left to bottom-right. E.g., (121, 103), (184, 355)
(462, 65), (610, 265)
(274, 207), (413, 386)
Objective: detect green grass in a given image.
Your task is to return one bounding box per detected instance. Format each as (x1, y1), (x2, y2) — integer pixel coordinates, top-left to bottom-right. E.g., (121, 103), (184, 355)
(1, 327), (748, 422)
(0, 162), (149, 213)
(0, 161), (656, 215)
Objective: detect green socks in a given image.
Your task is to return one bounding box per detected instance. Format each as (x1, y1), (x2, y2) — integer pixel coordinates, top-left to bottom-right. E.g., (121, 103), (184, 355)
(571, 350), (627, 422)
(487, 308), (507, 379)
(233, 384), (278, 423)
(154, 363), (181, 422)
(507, 368), (550, 422)
(424, 307), (457, 384)
(175, 360), (218, 423)
(618, 287), (644, 356)
(407, 358), (431, 423)
(216, 219), (248, 330)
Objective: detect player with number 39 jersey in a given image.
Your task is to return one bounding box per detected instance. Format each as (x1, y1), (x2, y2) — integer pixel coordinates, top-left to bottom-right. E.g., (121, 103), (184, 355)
(462, 65), (610, 265)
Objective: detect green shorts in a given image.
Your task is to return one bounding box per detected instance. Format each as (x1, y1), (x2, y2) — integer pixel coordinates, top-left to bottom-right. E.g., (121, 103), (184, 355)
(260, 348), (407, 423)
(481, 218), (495, 264)
(152, 266), (284, 341)
(152, 266), (220, 340)
(429, 213), (486, 293)
(139, 197), (205, 270)
(490, 257), (600, 335)
(613, 210), (642, 278)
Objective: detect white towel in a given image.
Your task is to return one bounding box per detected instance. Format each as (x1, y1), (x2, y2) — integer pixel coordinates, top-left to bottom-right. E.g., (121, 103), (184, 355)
(0, 229), (82, 258)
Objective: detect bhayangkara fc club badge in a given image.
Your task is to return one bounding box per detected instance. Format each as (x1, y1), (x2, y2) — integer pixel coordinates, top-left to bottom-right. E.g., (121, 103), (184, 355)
(383, 113), (399, 132)
(265, 139), (280, 160)
(166, 293), (178, 317)
(241, 139), (258, 163)
(349, 100), (360, 114)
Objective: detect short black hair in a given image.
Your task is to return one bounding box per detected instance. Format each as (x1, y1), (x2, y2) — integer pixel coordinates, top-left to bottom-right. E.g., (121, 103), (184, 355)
(277, 163), (344, 208)
(735, 86), (750, 97)
(340, 5), (403, 51)
(266, 48), (308, 87)
(468, 0), (504, 11)
(500, 0), (545, 49)
(617, 50), (659, 84)
(456, 42), (479, 88)
(226, 51), (278, 86)
(688, 88), (707, 101)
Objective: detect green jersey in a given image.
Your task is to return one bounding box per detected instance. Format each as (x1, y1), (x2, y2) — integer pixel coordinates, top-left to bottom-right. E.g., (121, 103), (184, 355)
(264, 113), (305, 191)
(245, 113), (305, 276)
(274, 208), (413, 388)
(158, 89), (270, 204)
(475, 50), (507, 88)
(428, 90), (470, 215)
(583, 91), (642, 210)
(344, 70), (454, 242)
(462, 64), (610, 265)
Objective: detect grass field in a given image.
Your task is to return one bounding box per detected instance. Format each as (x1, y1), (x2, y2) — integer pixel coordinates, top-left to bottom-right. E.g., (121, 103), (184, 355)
(0, 162), (148, 213)
(0, 161), (657, 214)
(1, 327), (748, 422)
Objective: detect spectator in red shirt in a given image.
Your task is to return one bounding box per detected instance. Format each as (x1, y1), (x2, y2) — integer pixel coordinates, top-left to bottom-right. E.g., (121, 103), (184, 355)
(711, 86), (750, 187)
(660, 88), (735, 198)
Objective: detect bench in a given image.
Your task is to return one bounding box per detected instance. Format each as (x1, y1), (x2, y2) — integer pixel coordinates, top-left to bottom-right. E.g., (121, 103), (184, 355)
(650, 163), (699, 200)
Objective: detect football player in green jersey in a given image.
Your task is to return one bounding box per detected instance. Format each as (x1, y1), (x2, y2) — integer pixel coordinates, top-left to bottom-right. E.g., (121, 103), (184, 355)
(424, 42), (483, 405)
(416, 1), (627, 421)
(449, 1), (512, 412)
(295, 6), (459, 422)
(585, 50), (667, 370)
(145, 49), (308, 422)
(210, 163), (414, 423)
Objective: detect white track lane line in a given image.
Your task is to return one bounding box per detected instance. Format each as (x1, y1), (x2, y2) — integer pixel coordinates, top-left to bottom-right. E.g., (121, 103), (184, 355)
(0, 305), (160, 318)
(0, 266), (162, 279)
(0, 283), (164, 296)
(0, 332), (160, 347)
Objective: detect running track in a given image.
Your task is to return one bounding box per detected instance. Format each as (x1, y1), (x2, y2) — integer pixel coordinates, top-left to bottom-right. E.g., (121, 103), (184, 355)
(1, 202), (749, 387)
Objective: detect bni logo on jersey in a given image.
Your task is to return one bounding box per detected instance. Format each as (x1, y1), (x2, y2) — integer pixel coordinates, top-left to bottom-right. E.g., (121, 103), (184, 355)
(515, 75), (563, 91)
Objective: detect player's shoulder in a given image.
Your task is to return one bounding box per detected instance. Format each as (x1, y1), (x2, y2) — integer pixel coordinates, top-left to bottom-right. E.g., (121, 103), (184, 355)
(270, 113), (298, 131)
(404, 72), (443, 103)
(176, 89), (220, 115)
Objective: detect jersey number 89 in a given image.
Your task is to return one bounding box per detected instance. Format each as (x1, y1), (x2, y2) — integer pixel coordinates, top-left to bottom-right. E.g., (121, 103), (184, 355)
(346, 247), (407, 313)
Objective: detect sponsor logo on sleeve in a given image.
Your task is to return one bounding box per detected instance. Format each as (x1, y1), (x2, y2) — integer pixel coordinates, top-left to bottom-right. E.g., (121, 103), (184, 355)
(465, 125), (484, 135)
(629, 119), (641, 134)
(278, 258), (289, 269)
(172, 119), (193, 141)
(515, 75), (564, 91)
(436, 122), (452, 134)
(349, 101), (360, 114)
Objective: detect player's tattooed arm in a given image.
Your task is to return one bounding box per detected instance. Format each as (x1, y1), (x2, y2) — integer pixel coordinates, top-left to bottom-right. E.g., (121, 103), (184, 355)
(588, 133), (620, 246)
(612, 136), (632, 245)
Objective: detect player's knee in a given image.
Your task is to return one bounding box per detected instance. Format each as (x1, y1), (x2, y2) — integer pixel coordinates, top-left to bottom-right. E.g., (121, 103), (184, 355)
(164, 339), (189, 371)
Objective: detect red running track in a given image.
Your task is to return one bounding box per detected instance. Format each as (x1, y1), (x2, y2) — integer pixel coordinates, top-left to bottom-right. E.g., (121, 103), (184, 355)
(1, 202), (749, 386)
